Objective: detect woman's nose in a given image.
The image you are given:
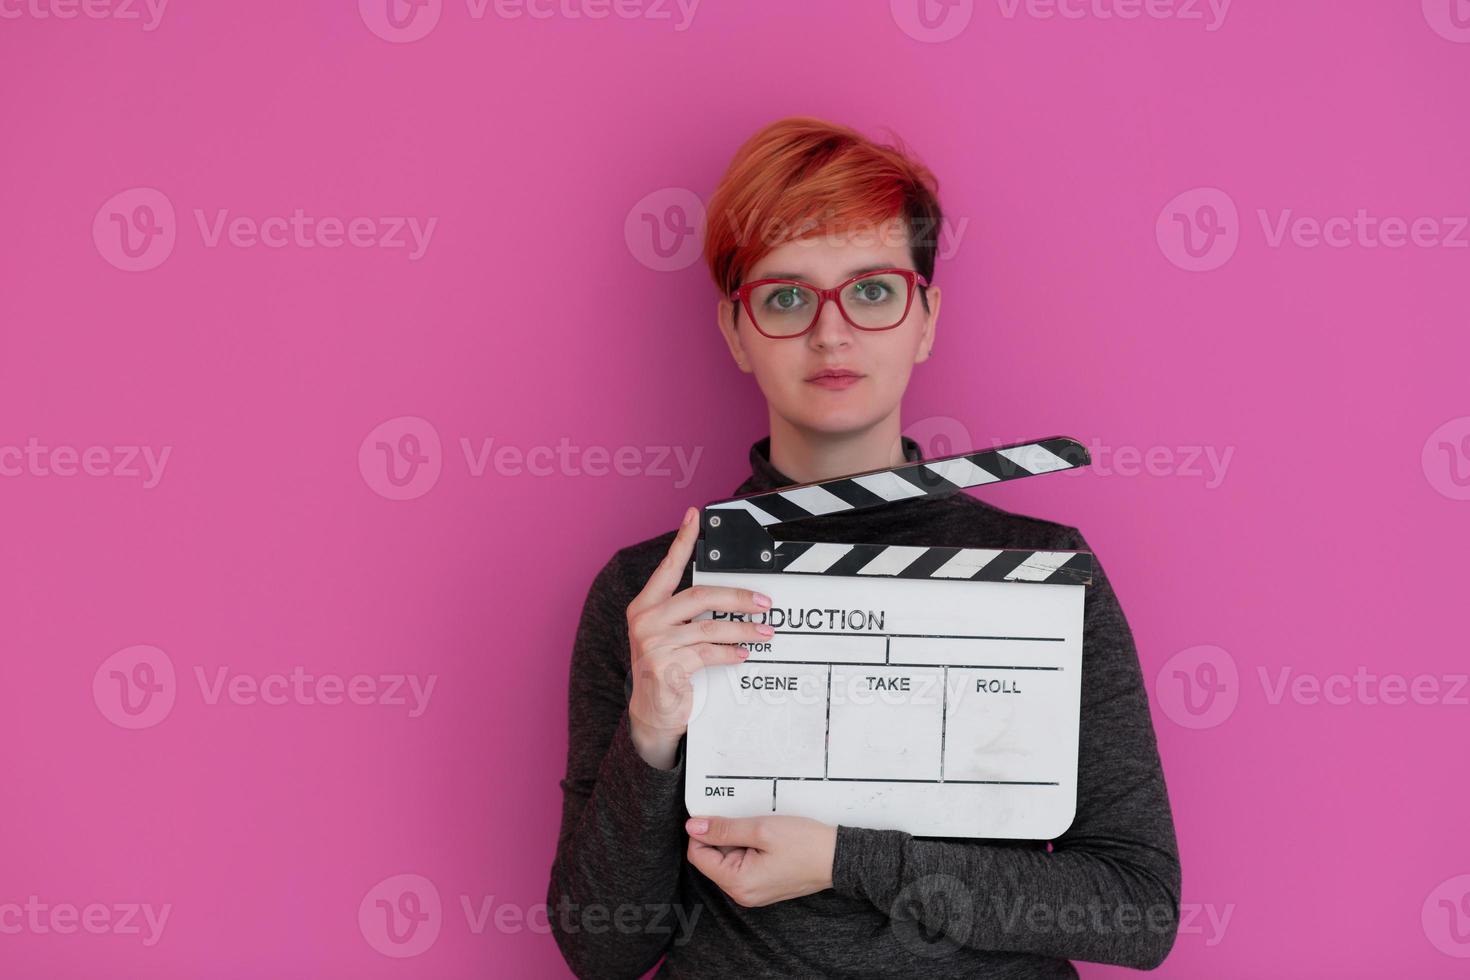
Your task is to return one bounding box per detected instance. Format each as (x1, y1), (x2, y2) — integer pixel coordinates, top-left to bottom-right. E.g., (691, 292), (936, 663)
(809, 297), (852, 348)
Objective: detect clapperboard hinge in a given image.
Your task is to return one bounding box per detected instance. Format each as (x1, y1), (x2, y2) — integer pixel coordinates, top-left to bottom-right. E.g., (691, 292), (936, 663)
(696, 435), (1095, 585)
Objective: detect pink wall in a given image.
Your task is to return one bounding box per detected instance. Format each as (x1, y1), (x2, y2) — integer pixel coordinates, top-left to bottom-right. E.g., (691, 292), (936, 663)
(2, 1), (1467, 976)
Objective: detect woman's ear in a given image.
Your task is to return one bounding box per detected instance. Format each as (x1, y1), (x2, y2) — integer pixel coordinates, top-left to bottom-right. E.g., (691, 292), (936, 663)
(915, 284), (941, 363)
(717, 298), (753, 373)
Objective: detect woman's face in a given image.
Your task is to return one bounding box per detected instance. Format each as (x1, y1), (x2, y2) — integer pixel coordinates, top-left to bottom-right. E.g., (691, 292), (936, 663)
(716, 218), (941, 439)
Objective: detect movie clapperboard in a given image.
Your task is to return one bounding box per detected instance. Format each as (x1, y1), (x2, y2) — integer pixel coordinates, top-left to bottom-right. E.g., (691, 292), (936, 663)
(686, 436), (1093, 839)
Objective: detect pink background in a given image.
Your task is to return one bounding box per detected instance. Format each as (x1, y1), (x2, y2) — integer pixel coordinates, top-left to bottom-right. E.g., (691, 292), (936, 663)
(3, 1), (1468, 976)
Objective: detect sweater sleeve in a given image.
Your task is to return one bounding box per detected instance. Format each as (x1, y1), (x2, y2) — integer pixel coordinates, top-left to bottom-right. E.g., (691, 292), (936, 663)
(828, 527), (1182, 969)
(547, 550), (691, 980)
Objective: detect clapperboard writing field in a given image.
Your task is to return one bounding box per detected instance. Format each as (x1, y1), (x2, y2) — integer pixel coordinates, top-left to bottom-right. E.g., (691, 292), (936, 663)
(686, 436), (1094, 839)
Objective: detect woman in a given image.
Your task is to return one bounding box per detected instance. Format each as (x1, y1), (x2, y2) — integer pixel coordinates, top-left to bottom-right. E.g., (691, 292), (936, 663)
(548, 117), (1181, 978)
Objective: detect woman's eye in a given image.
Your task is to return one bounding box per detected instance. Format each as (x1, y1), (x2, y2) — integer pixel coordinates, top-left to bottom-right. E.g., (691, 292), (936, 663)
(851, 281), (892, 303)
(767, 288), (804, 310)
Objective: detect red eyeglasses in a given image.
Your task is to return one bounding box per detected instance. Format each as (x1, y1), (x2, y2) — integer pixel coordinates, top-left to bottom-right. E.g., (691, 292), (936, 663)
(730, 267), (930, 339)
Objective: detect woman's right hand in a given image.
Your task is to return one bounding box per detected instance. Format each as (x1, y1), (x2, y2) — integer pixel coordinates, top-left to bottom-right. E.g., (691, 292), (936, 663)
(625, 505), (775, 770)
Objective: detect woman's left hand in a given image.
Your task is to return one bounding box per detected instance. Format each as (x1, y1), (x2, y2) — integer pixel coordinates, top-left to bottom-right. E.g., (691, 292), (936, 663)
(685, 815), (837, 907)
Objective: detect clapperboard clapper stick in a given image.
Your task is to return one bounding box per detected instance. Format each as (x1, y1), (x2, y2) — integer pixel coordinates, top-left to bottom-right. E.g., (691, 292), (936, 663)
(686, 435), (1097, 839)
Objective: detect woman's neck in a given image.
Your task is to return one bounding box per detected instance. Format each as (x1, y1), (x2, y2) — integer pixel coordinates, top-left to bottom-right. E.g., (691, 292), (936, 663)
(765, 412), (910, 486)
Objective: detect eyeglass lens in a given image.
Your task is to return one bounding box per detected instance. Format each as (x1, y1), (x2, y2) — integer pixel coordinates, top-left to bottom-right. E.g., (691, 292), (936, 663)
(747, 272), (913, 336)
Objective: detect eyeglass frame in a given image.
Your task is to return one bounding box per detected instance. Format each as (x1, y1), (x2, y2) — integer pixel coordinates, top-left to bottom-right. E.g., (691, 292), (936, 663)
(729, 267), (931, 340)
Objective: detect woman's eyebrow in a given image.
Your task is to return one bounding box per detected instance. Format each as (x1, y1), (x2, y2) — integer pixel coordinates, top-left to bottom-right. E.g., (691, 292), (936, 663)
(755, 264), (899, 281)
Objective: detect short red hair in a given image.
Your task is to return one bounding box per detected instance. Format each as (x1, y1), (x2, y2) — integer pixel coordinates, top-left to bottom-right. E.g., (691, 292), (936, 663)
(703, 116), (943, 308)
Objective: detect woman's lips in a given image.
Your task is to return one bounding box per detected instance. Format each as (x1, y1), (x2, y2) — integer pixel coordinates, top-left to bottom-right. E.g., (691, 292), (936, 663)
(807, 374), (863, 390)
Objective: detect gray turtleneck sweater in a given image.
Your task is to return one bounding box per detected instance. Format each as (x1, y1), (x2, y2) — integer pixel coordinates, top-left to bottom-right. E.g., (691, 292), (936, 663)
(548, 435), (1181, 978)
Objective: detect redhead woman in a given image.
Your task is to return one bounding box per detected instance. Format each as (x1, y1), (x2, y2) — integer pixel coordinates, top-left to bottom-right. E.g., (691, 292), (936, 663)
(548, 116), (1181, 979)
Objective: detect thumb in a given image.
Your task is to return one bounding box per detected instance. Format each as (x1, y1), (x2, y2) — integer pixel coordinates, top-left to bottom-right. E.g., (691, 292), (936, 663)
(686, 815), (761, 847)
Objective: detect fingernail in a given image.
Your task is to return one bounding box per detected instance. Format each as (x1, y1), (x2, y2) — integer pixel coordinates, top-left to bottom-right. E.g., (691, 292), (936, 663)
(682, 507), (695, 527)
(753, 593), (771, 608)
(687, 818), (709, 835)
(756, 624), (774, 636)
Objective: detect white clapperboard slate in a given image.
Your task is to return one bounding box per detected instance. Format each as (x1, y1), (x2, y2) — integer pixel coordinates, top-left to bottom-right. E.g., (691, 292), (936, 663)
(685, 436), (1094, 839)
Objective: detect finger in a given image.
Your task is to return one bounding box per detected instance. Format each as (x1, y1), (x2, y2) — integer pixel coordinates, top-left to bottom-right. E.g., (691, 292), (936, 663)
(666, 641), (755, 680)
(686, 838), (747, 878)
(629, 506), (700, 615)
(635, 639), (749, 692)
(686, 837), (723, 881)
(660, 583), (772, 627)
(665, 617), (773, 651)
(687, 815), (763, 849)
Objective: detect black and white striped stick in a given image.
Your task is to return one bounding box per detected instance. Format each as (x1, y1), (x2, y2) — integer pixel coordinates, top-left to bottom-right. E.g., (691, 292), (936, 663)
(696, 435), (1092, 583)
